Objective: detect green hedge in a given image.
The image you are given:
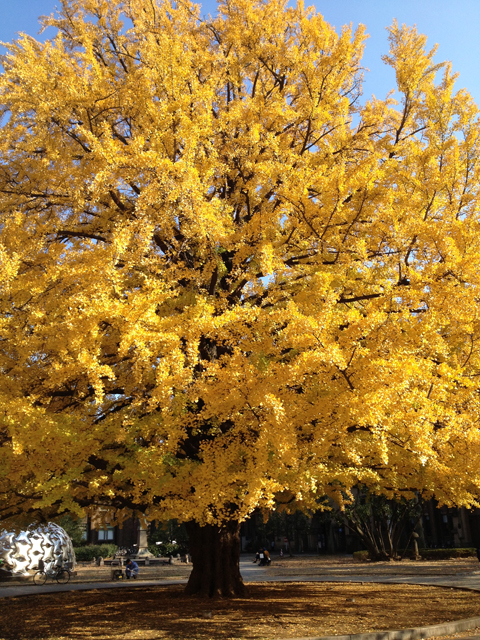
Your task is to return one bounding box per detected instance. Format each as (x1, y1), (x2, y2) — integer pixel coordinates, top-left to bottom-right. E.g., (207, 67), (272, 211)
(147, 542), (185, 557)
(74, 544), (118, 561)
(353, 547), (477, 561)
(419, 547), (476, 560)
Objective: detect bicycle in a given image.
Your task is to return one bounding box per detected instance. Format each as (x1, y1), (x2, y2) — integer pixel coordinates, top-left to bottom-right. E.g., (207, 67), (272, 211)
(33, 566), (71, 586)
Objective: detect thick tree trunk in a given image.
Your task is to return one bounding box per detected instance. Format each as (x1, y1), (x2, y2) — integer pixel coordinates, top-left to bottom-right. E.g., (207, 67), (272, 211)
(185, 520), (246, 598)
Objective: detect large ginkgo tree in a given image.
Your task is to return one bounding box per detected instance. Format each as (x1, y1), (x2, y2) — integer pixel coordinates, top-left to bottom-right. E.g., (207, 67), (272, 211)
(2, 0), (480, 597)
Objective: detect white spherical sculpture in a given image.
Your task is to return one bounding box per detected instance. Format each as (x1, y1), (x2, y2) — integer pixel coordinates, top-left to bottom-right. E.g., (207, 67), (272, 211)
(0, 523), (76, 576)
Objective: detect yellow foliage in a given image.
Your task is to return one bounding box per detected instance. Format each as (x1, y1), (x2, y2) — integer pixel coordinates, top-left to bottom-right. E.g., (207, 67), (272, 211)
(1, 0), (480, 526)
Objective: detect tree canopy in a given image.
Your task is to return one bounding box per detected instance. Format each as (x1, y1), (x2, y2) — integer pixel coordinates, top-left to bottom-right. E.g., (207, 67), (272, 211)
(2, 0), (480, 532)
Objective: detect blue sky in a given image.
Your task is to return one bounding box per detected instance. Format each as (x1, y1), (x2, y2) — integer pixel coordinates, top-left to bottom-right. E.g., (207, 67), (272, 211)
(1, 0), (479, 103)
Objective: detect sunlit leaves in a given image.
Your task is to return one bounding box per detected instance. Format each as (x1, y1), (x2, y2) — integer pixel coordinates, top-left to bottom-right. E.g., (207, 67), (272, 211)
(1, 1), (480, 526)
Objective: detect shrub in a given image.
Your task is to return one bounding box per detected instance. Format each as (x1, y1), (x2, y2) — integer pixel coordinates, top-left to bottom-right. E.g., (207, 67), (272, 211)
(74, 544), (118, 561)
(148, 542), (185, 557)
(353, 550), (370, 562)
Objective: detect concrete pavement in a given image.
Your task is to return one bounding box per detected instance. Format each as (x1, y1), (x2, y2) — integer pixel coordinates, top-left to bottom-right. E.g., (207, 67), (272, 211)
(3, 559), (480, 598)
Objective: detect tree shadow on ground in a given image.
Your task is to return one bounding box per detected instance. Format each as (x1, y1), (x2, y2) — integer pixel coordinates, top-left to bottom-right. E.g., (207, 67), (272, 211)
(0, 582), (479, 640)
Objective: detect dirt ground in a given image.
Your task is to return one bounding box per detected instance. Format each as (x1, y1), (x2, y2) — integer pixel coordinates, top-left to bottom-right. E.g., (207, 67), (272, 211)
(1, 582), (480, 640)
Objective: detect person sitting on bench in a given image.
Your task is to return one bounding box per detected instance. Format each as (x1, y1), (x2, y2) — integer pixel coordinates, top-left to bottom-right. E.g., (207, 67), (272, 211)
(125, 559), (139, 579)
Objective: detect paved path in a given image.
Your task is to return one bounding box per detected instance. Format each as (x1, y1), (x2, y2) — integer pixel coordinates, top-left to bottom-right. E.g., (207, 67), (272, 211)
(242, 562), (480, 589)
(3, 560), (480, 600)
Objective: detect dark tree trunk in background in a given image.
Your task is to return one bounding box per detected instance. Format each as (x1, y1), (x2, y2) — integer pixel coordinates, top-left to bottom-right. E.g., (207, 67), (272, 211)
(185, 520), (246, 597)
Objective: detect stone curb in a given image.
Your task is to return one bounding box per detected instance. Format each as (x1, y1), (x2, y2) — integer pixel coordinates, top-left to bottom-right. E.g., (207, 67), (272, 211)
(281, 615), (480, 640)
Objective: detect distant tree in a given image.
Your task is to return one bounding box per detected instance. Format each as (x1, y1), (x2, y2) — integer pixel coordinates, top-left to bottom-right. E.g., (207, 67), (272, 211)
(249, 509), (311, 554)
(336, 489), (423, 561)
(2, 0), (480, 597)
(56, 515), (86, 548)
